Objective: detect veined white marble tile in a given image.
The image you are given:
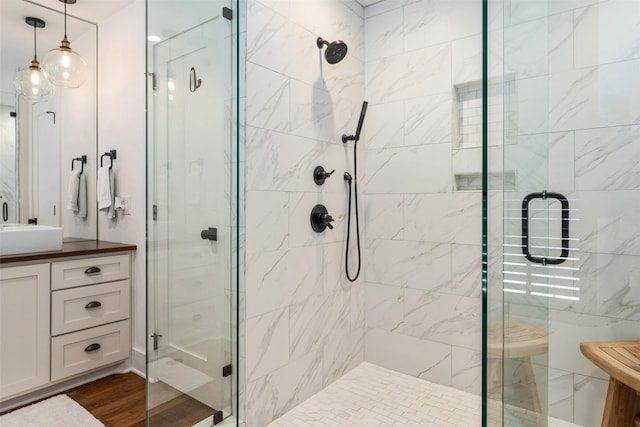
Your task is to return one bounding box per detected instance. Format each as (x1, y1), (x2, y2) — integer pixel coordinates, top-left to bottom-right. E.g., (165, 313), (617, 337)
(549, 131), (575, 192)
(572, 190), (640, 256)
(350, 282), (366, 331)
(245, 349), (323, 427)
(512, 75), (549, 135)
(403, 289), (482, 351)
(322, 327), (364, 387)
(366, 43), (451, 104)
(365, 239), (452, 291)
(362, 194), (404, 240)
(366, 282), (405, 332)
(504, 17), (549, 79)
(245, 127), (323, 192)
(245, 246), (323, 318)
(404, 192), (482, 245)
(451, 346), (482, 395)
(547, 368), (574, 423)
(451, 244), (482, 298)
(246, 191), (289, 253)
(364, 143), (452, 193)
(246, 63), (290, 132)
(404, 92), (453, 146)
(290, 79), (339, 143)
(549, 0), (602, 16)
(574, 0), (640, 69)
(364, 0), (413, 20)
(573, 374), (609, 427)
(452, 34), (482, 85)
(576, 251), (640, 321)
(503, 0), (548, 27)
(364, 7), (403, 62)
(289, 0), (365, 63)
(245, 307), (289, 382)
(289, 289), (352, 359)
(403, 0), (482, 52)
(365, 330), (452, 385)
(548, 11), (574, 74)
(574, 125), (640, 191)
(361, 100), (404, 149)
(255, 0), (291, 19)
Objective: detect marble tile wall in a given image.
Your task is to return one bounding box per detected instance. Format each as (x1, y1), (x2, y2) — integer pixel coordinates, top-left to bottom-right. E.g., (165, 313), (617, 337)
(363, 0), (483, 395)
(500, 0), (640, 425)
(243, 0), (365, 425)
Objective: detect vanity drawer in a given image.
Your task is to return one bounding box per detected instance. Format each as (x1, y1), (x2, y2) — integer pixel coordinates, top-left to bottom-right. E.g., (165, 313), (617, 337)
(51, 320), (130, 382)
(52, 254), (130, 290)
(51, 280), (130, 336)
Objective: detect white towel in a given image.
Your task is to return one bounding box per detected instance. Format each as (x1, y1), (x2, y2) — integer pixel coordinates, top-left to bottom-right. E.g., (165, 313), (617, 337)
(75, 172), (87, 218)
(67, 169), (81, 211)
(97, 166), (116, 219)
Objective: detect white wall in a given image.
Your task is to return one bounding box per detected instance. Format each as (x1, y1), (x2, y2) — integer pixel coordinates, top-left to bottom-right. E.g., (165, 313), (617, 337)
(97, 0), (147, 373)
(362, 0), (483, 395)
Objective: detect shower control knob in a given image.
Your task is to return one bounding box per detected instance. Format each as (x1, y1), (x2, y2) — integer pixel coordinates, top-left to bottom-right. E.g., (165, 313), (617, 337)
(310, 204), (334, 232)
(313, 166), (335, 185)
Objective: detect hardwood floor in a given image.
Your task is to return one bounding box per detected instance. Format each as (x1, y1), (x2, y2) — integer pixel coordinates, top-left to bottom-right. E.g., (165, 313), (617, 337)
(2, 373), (217, 427)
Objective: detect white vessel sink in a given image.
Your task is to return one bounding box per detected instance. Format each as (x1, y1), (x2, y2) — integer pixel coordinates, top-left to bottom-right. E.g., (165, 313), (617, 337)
(0, 225), (64, 256)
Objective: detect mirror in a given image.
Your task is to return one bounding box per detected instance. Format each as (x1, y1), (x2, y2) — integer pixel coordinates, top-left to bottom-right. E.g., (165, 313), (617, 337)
(0, 0), (97, 241)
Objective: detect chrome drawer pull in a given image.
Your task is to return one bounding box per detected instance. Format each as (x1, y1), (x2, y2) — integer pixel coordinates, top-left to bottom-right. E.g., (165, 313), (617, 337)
(84, 301), (102, 309)
(84, 343), (101, 352)
(84, 266), (101, 274)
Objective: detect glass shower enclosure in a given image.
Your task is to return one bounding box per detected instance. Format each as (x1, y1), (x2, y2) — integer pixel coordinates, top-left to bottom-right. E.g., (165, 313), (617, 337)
(486, 0), (640, 426)
(146, 1), (236, 425)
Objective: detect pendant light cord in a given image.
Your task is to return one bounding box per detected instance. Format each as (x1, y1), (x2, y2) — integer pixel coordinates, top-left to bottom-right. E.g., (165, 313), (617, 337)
(33, 23), (37, 60)
(64, 0), (67, 39)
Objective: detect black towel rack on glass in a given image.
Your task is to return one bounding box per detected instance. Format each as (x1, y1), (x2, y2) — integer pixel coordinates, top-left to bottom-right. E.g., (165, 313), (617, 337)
(72, 155), (87, 174)
(101, 149), (117, 169)
(521, 190), (569, 265)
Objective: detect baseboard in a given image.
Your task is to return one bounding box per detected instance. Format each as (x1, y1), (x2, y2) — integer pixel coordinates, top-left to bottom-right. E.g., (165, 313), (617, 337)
(129, 346), (146, 378)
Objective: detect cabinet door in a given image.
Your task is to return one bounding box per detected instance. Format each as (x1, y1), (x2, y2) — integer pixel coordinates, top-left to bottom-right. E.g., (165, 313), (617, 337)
(0, 263), (50, 401)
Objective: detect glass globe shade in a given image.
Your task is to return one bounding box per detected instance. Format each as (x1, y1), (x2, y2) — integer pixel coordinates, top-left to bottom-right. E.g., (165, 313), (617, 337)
(14, 60), (54, 100)
(42, 38), (87, 88)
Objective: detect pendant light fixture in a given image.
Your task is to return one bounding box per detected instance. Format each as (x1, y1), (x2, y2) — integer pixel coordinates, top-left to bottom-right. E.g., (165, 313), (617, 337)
(15, 17), (54, 100)
(42, 0), (87, 88)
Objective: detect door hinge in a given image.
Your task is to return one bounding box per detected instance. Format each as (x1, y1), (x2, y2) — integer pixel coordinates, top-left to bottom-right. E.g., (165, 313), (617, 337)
(222, 364), (232, 377)
(148, 72), (157, 92)
(153, 204), (158, 221)
(223, 7), (232, 20)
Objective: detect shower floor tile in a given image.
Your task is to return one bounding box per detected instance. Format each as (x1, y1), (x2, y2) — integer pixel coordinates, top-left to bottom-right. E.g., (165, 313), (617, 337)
(267, 362), (581, 427)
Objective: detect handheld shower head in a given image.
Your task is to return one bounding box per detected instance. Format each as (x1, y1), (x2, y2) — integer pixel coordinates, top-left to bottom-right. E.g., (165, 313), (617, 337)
(317, 37), (348, 64)
(342, 101), (368, 144)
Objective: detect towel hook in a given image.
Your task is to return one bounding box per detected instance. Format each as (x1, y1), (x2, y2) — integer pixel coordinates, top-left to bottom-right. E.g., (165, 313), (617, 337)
(100, 149), (117, 170)
(72, 155), (87, 174)
(189, 67), (202, 92)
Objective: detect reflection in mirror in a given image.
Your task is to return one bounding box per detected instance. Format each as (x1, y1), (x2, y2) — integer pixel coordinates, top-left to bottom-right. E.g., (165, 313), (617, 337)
(0, 0), (97, 241)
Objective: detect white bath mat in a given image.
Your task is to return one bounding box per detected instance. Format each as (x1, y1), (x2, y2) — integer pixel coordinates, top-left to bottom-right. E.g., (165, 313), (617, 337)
(0, 394), (104, 427)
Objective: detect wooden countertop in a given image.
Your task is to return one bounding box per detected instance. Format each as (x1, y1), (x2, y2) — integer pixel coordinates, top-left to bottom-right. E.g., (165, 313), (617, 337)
(0, 240), (137, 264)
(580, 340), (640, 392)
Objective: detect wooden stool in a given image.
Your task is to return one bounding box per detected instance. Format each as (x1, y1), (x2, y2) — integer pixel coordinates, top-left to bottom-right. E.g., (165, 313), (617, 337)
(487, 318), (549, 414)
(580, 341), (640, 427)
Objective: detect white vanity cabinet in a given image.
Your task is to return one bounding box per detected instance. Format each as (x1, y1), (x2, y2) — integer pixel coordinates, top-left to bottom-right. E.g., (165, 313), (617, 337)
(50, 254), (131, 381)
(0, 263), (50, 400)
(0, 245), (134, 403)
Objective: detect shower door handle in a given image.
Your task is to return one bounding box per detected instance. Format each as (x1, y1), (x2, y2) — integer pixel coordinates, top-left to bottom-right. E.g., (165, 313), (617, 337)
(521, 191), (569, 265)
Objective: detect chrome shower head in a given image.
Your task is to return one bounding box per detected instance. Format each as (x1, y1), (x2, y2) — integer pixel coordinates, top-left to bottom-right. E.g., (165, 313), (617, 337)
(317, 37), (348, 64)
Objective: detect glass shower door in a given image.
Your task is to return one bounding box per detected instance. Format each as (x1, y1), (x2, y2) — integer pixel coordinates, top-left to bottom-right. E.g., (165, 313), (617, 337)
(487, 1), (640, 426)
(147, 5), (233, 426)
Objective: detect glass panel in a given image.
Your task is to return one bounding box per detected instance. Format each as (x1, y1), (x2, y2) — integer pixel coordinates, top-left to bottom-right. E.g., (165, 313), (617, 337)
(146, 1), (234, 425)
(489, 1), (640, 426)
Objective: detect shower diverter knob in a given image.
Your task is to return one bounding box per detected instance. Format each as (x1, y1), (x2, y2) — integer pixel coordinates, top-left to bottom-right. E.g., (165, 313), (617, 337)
(310, 204), (334, 232)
